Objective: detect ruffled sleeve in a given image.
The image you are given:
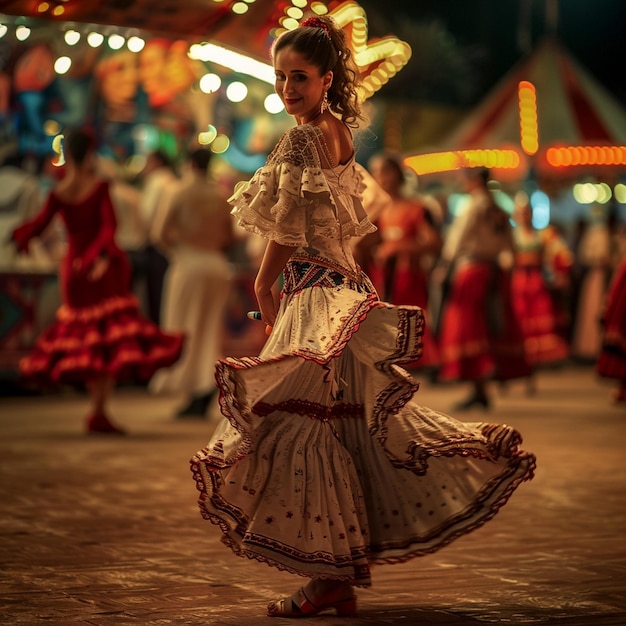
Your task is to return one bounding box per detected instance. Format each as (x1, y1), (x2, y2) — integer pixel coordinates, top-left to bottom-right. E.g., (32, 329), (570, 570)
(229, 125), (376, 247)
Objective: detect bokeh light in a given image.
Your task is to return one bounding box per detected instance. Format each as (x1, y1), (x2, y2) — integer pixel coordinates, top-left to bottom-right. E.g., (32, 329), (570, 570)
(54, 56), (72, 74)
(226, 81), (247, 102)
(264, 93), (284, 114)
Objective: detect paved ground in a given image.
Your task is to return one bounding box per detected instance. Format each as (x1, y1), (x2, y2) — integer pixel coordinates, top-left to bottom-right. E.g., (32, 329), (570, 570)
(1, 364), (625, 626)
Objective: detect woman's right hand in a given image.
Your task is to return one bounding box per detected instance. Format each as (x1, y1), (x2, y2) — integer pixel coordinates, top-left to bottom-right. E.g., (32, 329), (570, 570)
(255, 287), (278, 327)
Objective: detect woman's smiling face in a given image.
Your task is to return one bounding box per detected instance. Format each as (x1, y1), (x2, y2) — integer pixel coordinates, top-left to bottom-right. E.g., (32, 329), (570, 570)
(273, 45), (331, 123)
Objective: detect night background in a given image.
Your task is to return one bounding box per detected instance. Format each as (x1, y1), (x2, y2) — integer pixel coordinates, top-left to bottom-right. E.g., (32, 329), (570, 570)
(359, 0), (626, 106)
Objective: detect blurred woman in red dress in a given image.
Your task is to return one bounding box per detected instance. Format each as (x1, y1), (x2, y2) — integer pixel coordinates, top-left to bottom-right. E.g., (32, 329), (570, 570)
(435, 168), (530, 409)
(367, 153), (442, 369)
(597, 256), (626, 404)
(511, 193), (572, 383)
(11, 128), (184, 434)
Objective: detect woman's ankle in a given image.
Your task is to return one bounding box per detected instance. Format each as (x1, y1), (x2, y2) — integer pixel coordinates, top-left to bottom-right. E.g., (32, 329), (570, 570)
(305, 579), (353, 601)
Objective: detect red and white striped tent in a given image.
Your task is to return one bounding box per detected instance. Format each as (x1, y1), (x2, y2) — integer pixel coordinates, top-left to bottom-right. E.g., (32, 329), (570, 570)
(405, 37), (626, 179)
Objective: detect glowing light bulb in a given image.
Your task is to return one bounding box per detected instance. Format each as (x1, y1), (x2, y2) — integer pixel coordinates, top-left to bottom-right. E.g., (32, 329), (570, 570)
(16, 26), (31, 41)
(264, 93), (284, 114)
(226, 81), (247, 102)
(127, 36), (145, 52)
(108, 34), (125, 50)
(232, 2), (248, 14)
(64, 29), (80, 45)
(199, 73), (222, 94)
(87, 32), (104, 47)
(54, 56), (72, 74)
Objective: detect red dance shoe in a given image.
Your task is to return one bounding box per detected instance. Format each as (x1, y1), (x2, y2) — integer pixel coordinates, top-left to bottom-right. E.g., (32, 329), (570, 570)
(86, 412), (126, 435)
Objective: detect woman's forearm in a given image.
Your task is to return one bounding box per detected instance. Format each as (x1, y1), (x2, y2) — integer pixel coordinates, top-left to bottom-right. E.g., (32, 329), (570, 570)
(254, 240), (295, 325)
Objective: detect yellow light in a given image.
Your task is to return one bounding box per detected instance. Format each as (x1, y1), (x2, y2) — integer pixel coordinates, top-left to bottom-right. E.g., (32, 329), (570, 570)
(205, 124), (218, 142)
(286, 6), (303, 19)
(518, 80), (538, 155)
(615, 184), (626, 204)
(44, 120), (61, 136)
(198, 125), (218, 145)
(328, 1), (411, 101)
(211, 135), (230, 154)
(52, 5), (65, 16)
(404, 149), (521, 176)
(310, 1), (328, 15)
(281, 17), (300, 30)
(292, 0), (308, 7)
(37, 2), (50, 13)
(52, 134), (65, 167)
(596, 182), (612, 204)
(232, 2), (249, 14)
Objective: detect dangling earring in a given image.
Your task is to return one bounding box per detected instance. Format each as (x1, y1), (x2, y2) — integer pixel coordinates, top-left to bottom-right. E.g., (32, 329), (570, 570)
(320, 90), (329, 114)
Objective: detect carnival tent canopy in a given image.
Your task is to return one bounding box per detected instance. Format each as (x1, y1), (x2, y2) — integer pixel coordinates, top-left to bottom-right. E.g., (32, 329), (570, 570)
(443, 37), (626, 151)
(405, 37), (626, 178)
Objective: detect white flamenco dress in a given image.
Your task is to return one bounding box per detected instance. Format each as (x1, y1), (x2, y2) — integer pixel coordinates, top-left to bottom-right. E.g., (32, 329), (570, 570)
(190, 124), (536, 587)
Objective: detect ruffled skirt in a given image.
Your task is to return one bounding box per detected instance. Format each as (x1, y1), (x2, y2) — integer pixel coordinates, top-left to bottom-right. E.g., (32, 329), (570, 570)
(19, 293), (184, 384)
(597, 259), (626, 382)
(511, 265), (570, 366)
(190, 258), (536, 587)
(438, 262), (531, 381)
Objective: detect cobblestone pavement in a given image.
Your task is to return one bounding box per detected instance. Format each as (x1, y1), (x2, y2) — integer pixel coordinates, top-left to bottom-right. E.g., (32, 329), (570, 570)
(1, 365), (625, 626)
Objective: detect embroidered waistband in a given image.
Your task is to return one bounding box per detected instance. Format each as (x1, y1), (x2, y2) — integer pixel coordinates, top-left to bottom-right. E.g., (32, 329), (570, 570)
(283, 255), (375, 295)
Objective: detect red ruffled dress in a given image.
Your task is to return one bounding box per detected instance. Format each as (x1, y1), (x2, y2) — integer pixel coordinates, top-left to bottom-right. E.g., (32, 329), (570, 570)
(597, 257), (626, 388)
(369, 199), (440, 369)
(11, 180), (183, 385)
(511, 226), (571, 366)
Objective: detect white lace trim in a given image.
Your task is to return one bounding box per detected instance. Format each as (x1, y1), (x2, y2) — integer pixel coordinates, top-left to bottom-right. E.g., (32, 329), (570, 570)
(228, 125), (376, 247)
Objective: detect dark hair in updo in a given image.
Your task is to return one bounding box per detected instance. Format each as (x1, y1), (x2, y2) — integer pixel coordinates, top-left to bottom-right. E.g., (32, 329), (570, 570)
(63, 128), (96, 164)
(271, 15), (363, 127)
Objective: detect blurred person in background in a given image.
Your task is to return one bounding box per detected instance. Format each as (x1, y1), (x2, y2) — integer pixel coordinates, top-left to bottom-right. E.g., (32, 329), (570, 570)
(570, 202), (612, 362)
(434, 167), (530, 410)
(511, 192), (572, 391)
(150, 148), (234, 417)
(98, 156), (147, 314)
(0, 153), (63, 270)
(139, 149), (178, 325)
(597, 254), (626, 404)
(367, 152), (442, 370)
(10, 128), (183, 434)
